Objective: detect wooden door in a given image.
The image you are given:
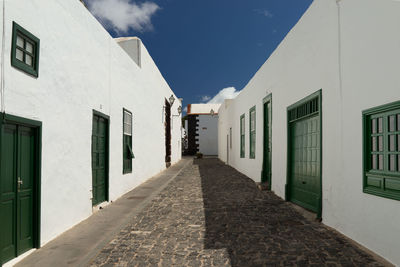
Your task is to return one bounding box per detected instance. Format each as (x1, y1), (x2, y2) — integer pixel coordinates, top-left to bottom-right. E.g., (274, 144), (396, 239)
(92, 113), (108, 206)
(17, 126), (35, 254)
(289, 115), (320, 212)
(287, 91), (322, 217)
(226, 135), (229, 164)
(262, 99), (272, 189)
(1, 123), (37, 264)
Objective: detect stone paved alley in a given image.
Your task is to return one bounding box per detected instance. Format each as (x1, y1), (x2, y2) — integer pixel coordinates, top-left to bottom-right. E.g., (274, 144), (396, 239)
(89, 158), (386, 267)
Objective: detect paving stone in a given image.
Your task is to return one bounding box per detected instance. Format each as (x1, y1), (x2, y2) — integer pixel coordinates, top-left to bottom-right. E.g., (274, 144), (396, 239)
(89, 158), (386, 267)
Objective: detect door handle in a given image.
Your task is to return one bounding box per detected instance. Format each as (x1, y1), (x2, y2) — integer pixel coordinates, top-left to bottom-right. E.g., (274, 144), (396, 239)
(17, 177), (23, 190)
(302, 181), (306, 185)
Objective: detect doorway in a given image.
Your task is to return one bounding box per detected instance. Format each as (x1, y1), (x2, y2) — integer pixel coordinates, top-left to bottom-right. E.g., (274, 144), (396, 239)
(92, 111), (109, 206)
(226, 134), (229, 164)
(165, 99), (171, 167)
(262, 95), (272, 189)
(286, 90), (322, 218)
(0, 114), (41, 265)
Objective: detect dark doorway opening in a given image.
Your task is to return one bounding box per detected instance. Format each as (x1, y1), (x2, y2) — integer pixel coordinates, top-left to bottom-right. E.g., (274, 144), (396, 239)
(91, 110), (109, 206)
(262, 95), (272, 189)
(165, 99), (171, 168)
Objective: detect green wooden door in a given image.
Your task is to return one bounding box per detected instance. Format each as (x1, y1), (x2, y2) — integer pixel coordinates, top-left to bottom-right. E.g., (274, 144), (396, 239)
(0, 124), (18, 263)
(1, 124), (36, 264)
(289, 115), (320, 212)
(17, 126), (35, 254)
(92, 114), (108, 206)
(262, 100), (272, 188)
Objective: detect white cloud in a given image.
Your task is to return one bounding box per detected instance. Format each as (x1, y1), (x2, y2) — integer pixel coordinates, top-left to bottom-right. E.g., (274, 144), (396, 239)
(206, 87), (241, 104)
(254, 9), (273, 18)
(183, 106), (187, 113)
(200, 95), (211, 102)
(86, 0), (160, 33)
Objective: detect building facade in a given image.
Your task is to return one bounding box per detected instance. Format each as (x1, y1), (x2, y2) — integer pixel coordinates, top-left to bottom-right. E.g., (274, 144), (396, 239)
(218, 0), (400, 265)
(0, 0), (181, 265)
(184, 104), (220, 156)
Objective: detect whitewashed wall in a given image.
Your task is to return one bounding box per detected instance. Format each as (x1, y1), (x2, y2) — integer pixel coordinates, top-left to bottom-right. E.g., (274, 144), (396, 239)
(0, 0), (181, 255)
(218, 0), (400, 265)
(198, 115), (218, 156)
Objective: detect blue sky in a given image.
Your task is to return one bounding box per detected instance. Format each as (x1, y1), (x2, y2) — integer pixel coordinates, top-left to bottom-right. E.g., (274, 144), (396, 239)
(85, 0), (313, 111)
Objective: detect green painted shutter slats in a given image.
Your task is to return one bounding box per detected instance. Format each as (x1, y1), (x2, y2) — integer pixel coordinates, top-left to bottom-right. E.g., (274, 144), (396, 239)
(123, 109), (133, 174)
(249, 106), (256, 159)
(240, 114), (245, 158)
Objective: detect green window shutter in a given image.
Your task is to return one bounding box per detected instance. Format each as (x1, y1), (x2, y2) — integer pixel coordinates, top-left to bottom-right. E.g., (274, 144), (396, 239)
(123, 109), (133, 174)
(240, 114), (245, 158)
(11, 22), (40, 77)
(363, 101), (400, 201)
(249, 106), (256, 159)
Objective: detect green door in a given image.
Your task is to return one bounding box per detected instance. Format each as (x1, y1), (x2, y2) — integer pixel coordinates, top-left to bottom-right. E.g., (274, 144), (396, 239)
(1, 124), (37, 264)
(287, 91), (322, 217)
(262, 98), (272, 189)
(289, 115), (320, 212)
(92, 113), (108, 206)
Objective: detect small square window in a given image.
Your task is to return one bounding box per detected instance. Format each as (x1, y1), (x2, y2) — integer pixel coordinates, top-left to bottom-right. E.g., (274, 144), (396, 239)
(16, 35), (24, 48)
(16, 48), (23, 61)
(389, 135), (396, 151)
(25, 55), (33, 66)
(11, 22), (40, 77)
(26, 42), (34, 54)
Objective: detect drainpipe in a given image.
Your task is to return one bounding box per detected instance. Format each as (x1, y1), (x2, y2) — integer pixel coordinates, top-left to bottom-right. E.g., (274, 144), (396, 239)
(336, 0), (345, 215)
(336, 1), (343, 97)
(1, 0), (5, 115)
(336, 0), (343, 139)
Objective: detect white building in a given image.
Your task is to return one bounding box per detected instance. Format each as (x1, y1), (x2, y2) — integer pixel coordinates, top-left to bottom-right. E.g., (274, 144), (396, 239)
(185, 104), (220, 156)
(0, 0), (181, 265)
(218, 0), (400, 265)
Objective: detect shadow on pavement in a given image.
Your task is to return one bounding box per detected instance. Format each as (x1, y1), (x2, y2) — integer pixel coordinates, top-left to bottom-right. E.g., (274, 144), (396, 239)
(194, 158), (382, 267)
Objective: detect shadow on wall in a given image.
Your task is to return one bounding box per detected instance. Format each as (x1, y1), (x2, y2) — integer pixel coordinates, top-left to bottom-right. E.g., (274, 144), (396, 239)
(193, 158), (380, 266)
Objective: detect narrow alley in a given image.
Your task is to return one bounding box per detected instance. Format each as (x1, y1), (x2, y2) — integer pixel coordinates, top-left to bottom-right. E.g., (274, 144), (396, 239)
(85, 158), (385, 267)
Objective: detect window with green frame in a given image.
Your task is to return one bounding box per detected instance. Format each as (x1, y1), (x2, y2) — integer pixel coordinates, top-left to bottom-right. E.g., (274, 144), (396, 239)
(11, 22), (40, 77)
(123, 109), (134, 174)
(363, 101), (400, 200)
(249, 106), (256, 159)
(240, 114), (245, 158)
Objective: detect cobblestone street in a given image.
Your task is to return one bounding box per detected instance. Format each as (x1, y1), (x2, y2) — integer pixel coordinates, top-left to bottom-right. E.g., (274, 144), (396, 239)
(90, 158), (385, 267)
